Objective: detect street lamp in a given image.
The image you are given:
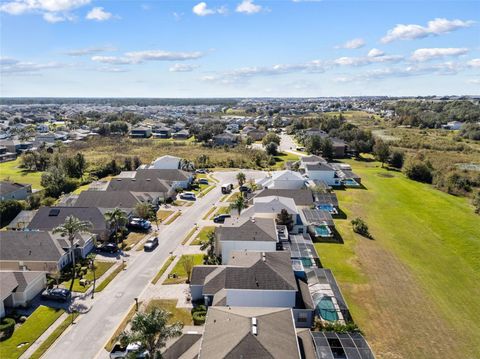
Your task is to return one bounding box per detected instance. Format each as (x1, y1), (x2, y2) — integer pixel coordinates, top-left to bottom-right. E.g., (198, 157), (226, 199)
(134, 297), (139, 311)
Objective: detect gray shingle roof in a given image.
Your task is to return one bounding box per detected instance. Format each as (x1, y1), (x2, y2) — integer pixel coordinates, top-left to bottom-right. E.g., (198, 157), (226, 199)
(305, 163), (335, 171)
(106, 177), (171, 192)
(216, 218), (277, 242)
(0, 231), (65, 263)
(255, 189), (314, 206)
(0, 181), (29, 195)
(27, 207), (107, 232)
(199, 307), (301, 359)
(134, 169), (191, 182)
(75, 191), (141, 210)
(162, 333), (202, 359)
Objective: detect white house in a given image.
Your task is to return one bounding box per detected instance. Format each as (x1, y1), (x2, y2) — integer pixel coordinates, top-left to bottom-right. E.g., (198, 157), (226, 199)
(150, 155), (181, 170)
(256, 170), (306, 190)
(442, 121), (463, 130)
(215, 217), (277, 264)
(0, 271), (46, 317)
(304, 163), (341, 186)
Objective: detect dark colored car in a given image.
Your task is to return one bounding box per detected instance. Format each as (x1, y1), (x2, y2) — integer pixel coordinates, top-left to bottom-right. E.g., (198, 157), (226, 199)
(99, 243), (119, 253)
(41, 288), (71, 302)
(198, 178), (209, 185)
(128, 218), (152, 231)
(213, 214), (231, 223)
(239, 186), (252, 193)
(144, 237), (159, 251)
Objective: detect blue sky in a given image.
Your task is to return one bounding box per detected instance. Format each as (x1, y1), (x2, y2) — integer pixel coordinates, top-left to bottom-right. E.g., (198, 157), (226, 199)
(1, 0), (479, 97)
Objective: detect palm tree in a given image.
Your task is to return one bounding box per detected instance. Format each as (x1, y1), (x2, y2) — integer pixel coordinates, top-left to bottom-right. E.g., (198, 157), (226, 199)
(200, 231), (220, 265)
(134, 202), (155, 221)
(105, 208), (128, 246)
(236, 172), (246, 187)
(53, 216), (92, 292)
(230, 195), (246, 216)
(119, 308), (183, 359)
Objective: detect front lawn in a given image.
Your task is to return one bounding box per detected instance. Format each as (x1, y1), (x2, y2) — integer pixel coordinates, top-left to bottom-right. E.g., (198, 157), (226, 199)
(0, 306), (64, 359)
(163, 254), (204, 284)
(190, 226), (215, 245)
(316, 158), (480, 359)
(164, 211), (181, 225)
(0, 158), (44, 190)
(61, 261), (115, 293)
(210, 206), (230, 220)
(145, 299), (193, 325)
(272, 152), (300, 170)
(123, 232), (145, 251)
(157, 210), (174, 222)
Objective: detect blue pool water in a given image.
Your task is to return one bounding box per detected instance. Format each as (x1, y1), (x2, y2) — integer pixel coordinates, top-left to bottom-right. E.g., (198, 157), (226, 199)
(317, 204), (335, 213)
(343, 178), (360, 187)
(318, 297), (339, 322)
(301, 258), (313, 267)
(314, 225), (331, 237)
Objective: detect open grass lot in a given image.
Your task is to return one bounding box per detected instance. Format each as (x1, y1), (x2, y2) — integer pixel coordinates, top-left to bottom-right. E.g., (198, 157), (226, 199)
(0, 158), (43, 190)
(0, 306), (64, 359)
(61, 260), (115, 292)
(190, 226), (215, 245)
(272, 151), (300, 169)
(163, 254), (204, 284)
(316, 158), (480, 359)
(145, 299), (193, 325)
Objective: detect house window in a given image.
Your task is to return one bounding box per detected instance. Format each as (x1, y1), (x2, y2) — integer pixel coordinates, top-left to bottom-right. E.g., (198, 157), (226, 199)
(298, 312), (308, 323)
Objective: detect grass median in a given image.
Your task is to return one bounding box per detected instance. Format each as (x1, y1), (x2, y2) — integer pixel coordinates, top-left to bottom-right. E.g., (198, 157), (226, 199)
(151, 256), (176, 285)
(95, 263), (125, 292)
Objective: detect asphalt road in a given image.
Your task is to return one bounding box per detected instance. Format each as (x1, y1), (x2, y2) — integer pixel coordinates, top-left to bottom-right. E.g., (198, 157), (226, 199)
(43, 171), (264, 359)
(279, 133), (305, 157)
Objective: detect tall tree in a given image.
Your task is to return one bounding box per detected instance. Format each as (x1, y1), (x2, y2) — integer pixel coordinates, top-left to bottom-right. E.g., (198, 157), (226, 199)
(373, 140), (390, 168)
(52, 216), (92, 292)
(200, 231), (221, 265)
(230, 195), (246, 216)
(276, 209), (294, 231)
(104, 208), (128, 245)
(119, 308), (183, 359)
(135, 202), (155, 221)
(236, 172), (246, 187)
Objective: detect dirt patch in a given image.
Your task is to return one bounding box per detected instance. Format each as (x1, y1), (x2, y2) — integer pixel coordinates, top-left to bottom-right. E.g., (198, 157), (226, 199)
(352, 239), (461, 359)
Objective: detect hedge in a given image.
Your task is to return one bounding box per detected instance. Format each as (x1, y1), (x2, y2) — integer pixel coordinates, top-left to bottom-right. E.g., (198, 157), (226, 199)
(0, 318), (15, 341)
(192, 311), (206, 325)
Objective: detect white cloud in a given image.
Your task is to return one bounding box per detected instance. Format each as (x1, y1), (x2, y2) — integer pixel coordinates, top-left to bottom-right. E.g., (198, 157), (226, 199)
(192, 2), (227, 16)
(367, 48), (384, 57)
(0, 0), (91, 14)
(411, 48), (468, 62)
(334, 53), (403, 66)
(65, 46), (116, 56)
(467, 79), (480, 84)
(169, 64), (199, 72)
(337, 38), (365, 49)
(236, 0), (262, 14)
(0, 58), (65, 74)
(381, 18), (475, 43)
(86, 7), (112, 21)
(43, 12), (75, 22)
(91, 50), (204, 65)
(467, 59), (480, 68)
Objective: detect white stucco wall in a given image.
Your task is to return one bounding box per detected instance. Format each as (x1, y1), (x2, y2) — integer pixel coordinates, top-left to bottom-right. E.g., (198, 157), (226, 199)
(151, 157), (180, 169)
(221, 241), (277, 264)
(269, 179), (305, 190)
(12, 274), (46, 307)
(226, 289), (296, 308)
(305, 170), (340, 186)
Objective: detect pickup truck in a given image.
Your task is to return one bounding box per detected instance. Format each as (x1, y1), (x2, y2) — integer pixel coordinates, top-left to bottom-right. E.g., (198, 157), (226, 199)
(110, 343), (149, 359)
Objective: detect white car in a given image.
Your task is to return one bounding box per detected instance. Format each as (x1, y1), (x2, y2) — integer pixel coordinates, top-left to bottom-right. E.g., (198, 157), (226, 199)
(180, 192), (196, 200)
(110, 343), (149, 359)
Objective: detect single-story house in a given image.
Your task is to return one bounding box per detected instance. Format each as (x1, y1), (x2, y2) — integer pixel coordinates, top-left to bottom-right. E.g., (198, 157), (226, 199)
(244, 128), (267, 141)
(212, 132), (238, 147)
(254, 188), (314, 208)
(0, 271), (46, 318)
(0, 140), (33, 154)
(172, 129), (190, 139)
(0, 181), (32, 201)
(130, 126), (152, 138)
(152, 126), (172, 138)
(116, 169), (193, 190)
(106, 177), (175, 200)
(256, 170), (306, 190)
(0, 146), (16, 163)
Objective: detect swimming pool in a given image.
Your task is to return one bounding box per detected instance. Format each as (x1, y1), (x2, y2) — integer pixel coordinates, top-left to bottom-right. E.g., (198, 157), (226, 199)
(314, 225), (332, 237)
(301, 258), (313, 267)
(317, 296), (339, 322)
(343, 178), (360, 187)
(316, 204), (337, 214)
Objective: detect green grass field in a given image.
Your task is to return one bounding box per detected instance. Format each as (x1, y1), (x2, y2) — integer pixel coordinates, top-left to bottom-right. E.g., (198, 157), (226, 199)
(190, 226), (215, 245)
(163, 254), (204, 284)
(61, 260), (115, 292)
(0, 158), (44, 190)
(145, 299), (193, 325)
(316, 158), (480, 358)
(272, 152), (300, 169)
(0, 306), (64, 359)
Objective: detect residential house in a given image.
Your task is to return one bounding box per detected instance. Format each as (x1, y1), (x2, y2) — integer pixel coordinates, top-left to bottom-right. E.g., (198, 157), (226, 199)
(314, 192), (339, 214)
(27, 207), (110, 241)
(130, 126), (152, 138)
(331, 138), (348, 158)
(304, 163), (341, 186)
(152, 125), (172, 139)
(117, 169), (193, 190)
(197, 307), (302, 359)
(190, 250), (315, 328)
(149, 155), (182, 170)
(256, 170), (306, 190)
(226, 123), (239, 133)
(254, 188), (315, 208)
(0, 140), (33, 154)
(0, 271), (46, 318)
(7, 210), (37, 230)
(172, 129), (190, 139)
(0, 181), (32, 201)
(212, 132), (238, 147)
(215, 217), (278, 264)
(106, 176), (175, 201)
(244, 128), (267, 141)
(0, 146), (16, 162)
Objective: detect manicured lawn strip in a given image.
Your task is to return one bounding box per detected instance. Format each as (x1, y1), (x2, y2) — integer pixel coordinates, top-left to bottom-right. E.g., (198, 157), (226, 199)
(272, 152), (300, 169)
(0, 306), (64, 359)
(190, 226), (215, 246)
(163, 254), (204, 284)
(208, 174), (219, 183)
(226, 192), (241, 202)
(62, 261), (114, 293)
(123, 232), (145, 251)
(145, 299), (193, 325)
(95, 263), (125, 292)
(0, 158), (44, 190)
(181, 228), (197, 245)
(202, 206), (217, 220)
(29, 313), (76, 359)
(104, 304), (138, 352)
(164, 211), (181, 225)
(319, 158), (480, 358)
(151, 256), (176, 284)
(210, 206), (230, 220)
(157, 210), (174, 222)
(199, 185), (215, 197)
(220, 194), (228, 202)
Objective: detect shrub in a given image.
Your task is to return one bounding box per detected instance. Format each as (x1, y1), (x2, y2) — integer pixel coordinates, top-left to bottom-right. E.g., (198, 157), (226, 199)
(473, 191), (480, 214)
(389, 151), (404, 169)
(191, 305), (207, 314)
(192, 311), (206, 325)
(404, 160), (433, 184)
(0, 200), (25, 227)
(351, 217), (370, 238)
(0, 317), (16, 341)
(313, 318), (361, 334)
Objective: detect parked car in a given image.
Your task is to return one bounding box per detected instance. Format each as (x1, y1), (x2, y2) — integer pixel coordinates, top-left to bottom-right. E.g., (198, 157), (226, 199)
(239, 185), (252, 193)
(221, 183), (233, 194)
(110, 343), (149, 359)
(98, 243), (119, 253)
(41, 288), (71, 302)
(180, 192), (196, 200)
(128, 217), (152, 230)
(195, 169), (207, 174)
(144, 237), (159, 251)
(198, 178), (209, 185)
(213, 214), (231, 223)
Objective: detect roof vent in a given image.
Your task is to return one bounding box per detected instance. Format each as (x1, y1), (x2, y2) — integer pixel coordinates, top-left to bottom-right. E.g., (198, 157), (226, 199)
(262, 252), (266, 262)
(251, 317), (258, 336)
